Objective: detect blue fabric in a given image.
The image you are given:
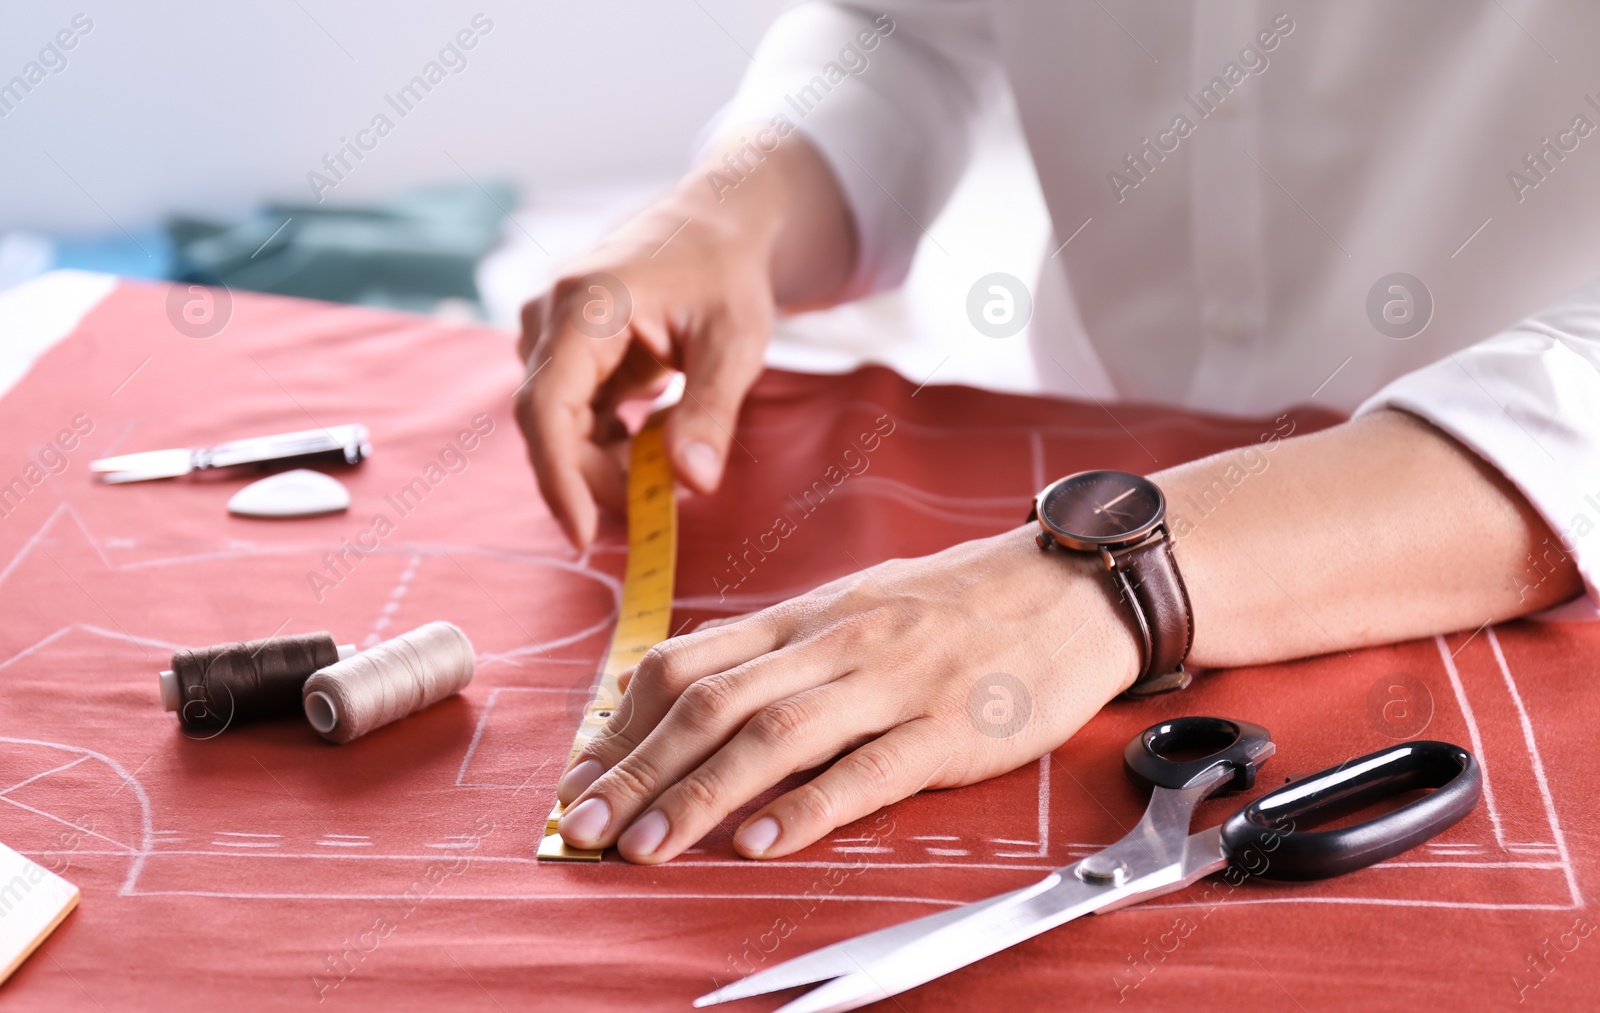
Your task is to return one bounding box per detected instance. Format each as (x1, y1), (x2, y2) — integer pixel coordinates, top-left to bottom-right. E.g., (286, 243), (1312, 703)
(51, 227), (173, 279)
(166, 182), (517, 316)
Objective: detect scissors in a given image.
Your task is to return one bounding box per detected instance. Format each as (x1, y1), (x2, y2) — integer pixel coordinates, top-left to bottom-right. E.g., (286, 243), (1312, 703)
(91, 424), (370, 483)
(695, 715), (1481, 1013)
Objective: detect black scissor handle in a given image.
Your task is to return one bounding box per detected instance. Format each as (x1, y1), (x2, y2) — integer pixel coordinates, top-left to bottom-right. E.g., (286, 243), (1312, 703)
(1219, 740), (1481, 881)
(1123, 716), (1275, 794)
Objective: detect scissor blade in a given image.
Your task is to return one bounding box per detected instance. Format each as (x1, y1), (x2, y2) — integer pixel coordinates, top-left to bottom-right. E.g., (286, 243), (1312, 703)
(777, 826), (1235, 1012)
(776, 863), (1168, 1013)
(693, 883), (1047, 1006)
(90, 448), (194, 480)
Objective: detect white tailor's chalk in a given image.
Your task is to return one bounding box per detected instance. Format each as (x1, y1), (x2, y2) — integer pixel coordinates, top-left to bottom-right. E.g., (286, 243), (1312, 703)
(0, 840), (79, 984)
(227, 469), (350, 518)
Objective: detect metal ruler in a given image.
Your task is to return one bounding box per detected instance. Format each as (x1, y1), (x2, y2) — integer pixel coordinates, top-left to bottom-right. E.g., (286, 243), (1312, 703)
(537, 418), (677, 861)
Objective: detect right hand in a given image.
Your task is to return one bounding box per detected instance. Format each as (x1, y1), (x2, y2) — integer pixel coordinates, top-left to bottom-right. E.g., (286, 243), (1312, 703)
(514, 186), (780, 550)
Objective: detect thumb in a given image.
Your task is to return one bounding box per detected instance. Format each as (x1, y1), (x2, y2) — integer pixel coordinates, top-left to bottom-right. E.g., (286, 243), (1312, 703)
(665, 310), (767, 493)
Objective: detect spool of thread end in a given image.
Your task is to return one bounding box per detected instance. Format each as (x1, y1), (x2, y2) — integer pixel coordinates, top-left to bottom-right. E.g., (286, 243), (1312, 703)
(304, 689), (339, 733)
(158, 669), (180, 712)
(302, 622), (474, 744)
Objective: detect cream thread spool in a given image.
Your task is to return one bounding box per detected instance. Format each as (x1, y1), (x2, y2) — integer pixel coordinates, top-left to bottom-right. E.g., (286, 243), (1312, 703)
(302, 621), (474, 744)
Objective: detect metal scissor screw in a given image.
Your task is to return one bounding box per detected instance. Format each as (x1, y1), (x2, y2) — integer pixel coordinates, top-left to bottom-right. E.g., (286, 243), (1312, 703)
(1076, 855), (1127, 886)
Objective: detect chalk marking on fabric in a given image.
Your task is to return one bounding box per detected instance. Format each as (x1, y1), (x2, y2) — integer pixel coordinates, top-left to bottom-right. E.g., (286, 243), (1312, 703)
(0, 796), (136, 854)
(833, 846), (892, 854)
(364, 553), (422, 648)
(1486, 626), (1582, 906)
(0, 737), (154, 896)
(453, 686), (502, 787)
(0, 756), (89, 795)
(1434, 633), (1506, 847)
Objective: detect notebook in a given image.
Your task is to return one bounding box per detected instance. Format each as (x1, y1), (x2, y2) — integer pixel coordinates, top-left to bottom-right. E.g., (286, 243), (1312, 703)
(0, 841), (79, 985)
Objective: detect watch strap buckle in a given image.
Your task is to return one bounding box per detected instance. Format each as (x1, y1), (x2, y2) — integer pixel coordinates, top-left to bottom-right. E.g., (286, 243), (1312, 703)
(1121, 665), (1192, 698)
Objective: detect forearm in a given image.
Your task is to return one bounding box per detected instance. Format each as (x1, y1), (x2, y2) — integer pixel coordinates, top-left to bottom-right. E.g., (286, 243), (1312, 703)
(552, 407), (1589, 865)
(1160, 408), (1583, 669)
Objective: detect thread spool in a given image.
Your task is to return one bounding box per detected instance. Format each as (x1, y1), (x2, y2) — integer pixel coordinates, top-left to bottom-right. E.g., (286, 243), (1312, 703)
(163, 633), (356, 732)
(302, 621), (474, 744)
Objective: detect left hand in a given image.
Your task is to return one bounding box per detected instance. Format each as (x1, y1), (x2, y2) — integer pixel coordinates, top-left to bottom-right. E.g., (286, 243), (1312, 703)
(554, 526), (1140, 863)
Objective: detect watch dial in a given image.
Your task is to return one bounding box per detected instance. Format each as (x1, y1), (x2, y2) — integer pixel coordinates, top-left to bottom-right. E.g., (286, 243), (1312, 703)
(1039, 470), (1164, 546)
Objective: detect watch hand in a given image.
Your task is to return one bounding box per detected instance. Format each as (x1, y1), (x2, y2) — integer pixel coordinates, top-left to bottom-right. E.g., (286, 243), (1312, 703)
(1094, 487), (1137, 514)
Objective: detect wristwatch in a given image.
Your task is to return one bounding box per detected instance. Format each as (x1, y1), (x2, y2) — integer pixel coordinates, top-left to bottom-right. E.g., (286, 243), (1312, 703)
(1029, 470), (1194, 697)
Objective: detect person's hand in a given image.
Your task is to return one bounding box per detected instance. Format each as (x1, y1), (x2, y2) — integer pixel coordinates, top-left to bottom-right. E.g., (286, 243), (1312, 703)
(553, 527), (1140, 864)
(514, 136), (856, 550)
(514, 196), (779, 549)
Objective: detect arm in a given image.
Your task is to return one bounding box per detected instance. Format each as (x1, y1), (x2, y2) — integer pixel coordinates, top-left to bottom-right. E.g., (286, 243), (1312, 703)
(552, 411), (1581, 864)
(517, 1), (1001, 547)
(1170, 408), (1580, 667)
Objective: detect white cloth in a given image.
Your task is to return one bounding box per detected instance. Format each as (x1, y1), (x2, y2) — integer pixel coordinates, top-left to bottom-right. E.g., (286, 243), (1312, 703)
(707, 0), (1600, 601)
(0, 269), (116, 403)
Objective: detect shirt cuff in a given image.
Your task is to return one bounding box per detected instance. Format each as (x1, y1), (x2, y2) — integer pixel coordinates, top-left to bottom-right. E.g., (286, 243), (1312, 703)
(696, 2), (1001, 298)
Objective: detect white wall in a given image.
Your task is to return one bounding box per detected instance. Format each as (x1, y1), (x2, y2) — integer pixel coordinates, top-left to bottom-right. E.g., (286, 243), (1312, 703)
(0, 1), (790, 232)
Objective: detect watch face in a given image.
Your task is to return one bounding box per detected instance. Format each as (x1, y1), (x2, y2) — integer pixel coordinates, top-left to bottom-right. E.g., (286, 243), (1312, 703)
(1037, 470), (1165, 549)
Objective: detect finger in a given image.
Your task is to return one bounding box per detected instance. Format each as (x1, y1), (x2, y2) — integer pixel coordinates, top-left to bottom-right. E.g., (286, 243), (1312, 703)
(582, 319), (673, 517)
(693, 612), (757, 632)
(516, 294), (547, 363)
(731, 717), (953, 859)
(518, 331), (604, 549)
(576, 421), (628, 517)
(555, 615), (786, 804)
(664, 307), (768, 493)
(557, 643), (846, 850)
(612, 678), (901, 864)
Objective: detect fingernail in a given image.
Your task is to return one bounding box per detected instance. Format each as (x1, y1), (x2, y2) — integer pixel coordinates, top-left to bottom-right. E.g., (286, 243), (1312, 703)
(558, 760), (602, 801)
(679, 440), (722, 488)
(735, 816), (780, 856)
(559, 797), (611, 845)
(618, 810), (669, 859)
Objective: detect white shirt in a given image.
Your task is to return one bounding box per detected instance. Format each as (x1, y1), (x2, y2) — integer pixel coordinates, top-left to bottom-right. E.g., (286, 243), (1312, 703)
(709, 0), (1600, 602)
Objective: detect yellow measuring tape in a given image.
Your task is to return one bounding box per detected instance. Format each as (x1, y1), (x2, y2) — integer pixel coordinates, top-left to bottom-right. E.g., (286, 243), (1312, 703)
(538, 418), (677, 861)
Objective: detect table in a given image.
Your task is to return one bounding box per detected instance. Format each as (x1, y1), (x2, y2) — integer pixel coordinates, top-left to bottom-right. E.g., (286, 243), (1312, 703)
(1, 279), (1595, 1010)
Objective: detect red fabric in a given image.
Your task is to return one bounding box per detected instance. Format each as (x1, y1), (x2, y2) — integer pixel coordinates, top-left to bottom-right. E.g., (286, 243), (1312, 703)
(1, 280), (1597, 1011)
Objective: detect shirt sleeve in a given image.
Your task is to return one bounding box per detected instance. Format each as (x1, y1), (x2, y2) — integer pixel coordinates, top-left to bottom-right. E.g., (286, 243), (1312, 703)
(699, 0), (1005, 297)
(1355, 276), (1600, 605)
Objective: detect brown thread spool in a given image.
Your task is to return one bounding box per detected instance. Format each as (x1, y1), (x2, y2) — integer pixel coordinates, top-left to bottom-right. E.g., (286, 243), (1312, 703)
(162, 633), (355, 733)
(302, 621), (474, 744)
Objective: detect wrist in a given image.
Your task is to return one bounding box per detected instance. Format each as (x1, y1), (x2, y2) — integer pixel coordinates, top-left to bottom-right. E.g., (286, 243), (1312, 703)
(674, 140), (791, 251)
(1001, 526), (1144, 699)
(677, 132), (855, 307)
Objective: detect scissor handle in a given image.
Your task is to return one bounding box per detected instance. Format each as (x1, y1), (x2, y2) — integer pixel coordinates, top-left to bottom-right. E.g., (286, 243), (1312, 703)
(1123, 716), (1275, 794)
(1219, 740), (1481, 881)
(202, 424), (371, 470)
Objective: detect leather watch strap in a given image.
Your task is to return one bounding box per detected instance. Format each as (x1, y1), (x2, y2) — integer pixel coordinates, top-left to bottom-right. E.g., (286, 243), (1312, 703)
(1104, 527), (1194, 696)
